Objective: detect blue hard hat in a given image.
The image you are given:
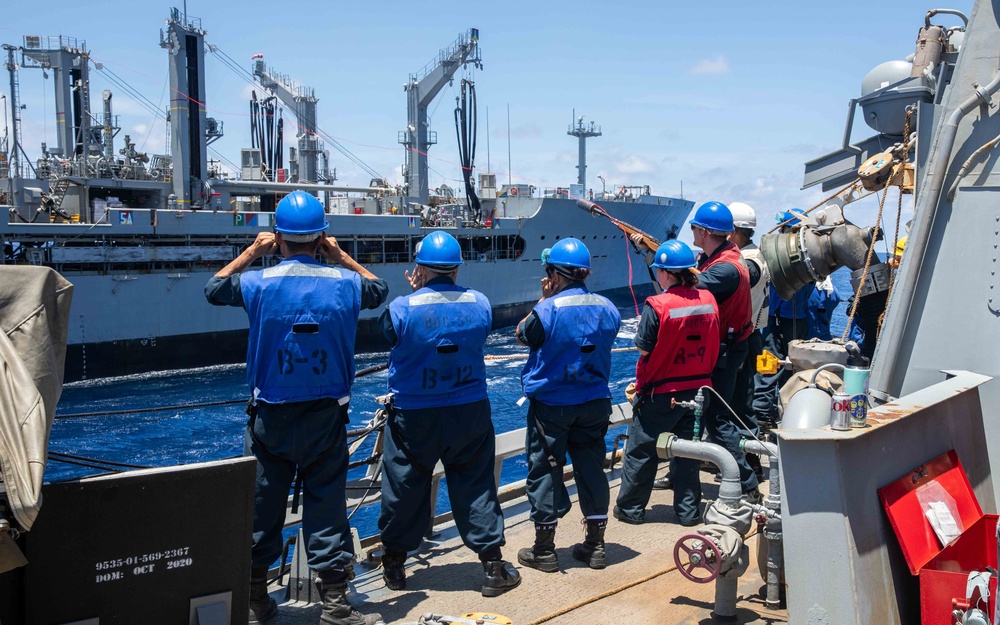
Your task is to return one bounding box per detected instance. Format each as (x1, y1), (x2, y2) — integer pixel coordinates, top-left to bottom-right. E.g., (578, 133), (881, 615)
(777, 209), (804, 227)
(275, 191), (328, 234)
(414, 230), (464, 267)
(650, 240), (697, 270)
(689, 201), (734, 233)
(546, 238), (591, 269)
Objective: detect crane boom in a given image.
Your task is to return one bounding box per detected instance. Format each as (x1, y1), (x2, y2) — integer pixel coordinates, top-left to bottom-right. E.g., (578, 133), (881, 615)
(399, 29), (481, 203)
(252, 60), (324, 183)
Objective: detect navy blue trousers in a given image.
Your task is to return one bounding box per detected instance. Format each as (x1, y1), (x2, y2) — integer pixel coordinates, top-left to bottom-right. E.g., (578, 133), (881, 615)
(378, 398), (506, 557)
(524, 397), (612, 525)
(616, 389), (701, 525)
(705, 338), (759, 493)
(245, 398), (352, 572)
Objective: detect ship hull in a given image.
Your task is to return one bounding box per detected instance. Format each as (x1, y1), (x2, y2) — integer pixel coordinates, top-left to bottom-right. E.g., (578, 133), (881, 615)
(3, 196), (687, 381)
(62, 283), (654, 382)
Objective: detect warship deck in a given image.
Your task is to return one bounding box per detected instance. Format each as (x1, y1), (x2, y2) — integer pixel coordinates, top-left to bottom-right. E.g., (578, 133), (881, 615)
(269, 464), (788, 625)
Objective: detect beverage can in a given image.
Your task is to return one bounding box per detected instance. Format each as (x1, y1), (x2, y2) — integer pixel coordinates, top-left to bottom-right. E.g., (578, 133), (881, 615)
(830, 393), (851, 431)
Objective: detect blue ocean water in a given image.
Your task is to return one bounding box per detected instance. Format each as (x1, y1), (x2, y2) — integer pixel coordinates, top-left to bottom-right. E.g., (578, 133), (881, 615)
(49, 268), (855, 541)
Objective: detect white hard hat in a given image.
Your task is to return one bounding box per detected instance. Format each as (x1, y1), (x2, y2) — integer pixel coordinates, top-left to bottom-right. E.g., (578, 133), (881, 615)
(728, 202), (756, 228)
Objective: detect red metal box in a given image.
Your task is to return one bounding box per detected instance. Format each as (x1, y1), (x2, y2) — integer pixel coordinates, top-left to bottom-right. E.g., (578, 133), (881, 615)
(878, 450), (997, 625)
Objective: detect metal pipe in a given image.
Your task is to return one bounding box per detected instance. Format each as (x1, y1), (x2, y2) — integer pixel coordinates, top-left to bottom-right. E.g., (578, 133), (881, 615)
(874, 65), (1000, 398)
(926, 8), (969, 29)
(211, 179), (394, 195)
(946, 133), (1000, 199)
(658, 434), (742, 505)
(809, 362), (846, 387)
(741, 436), (783, 607)
(713, 574), (739, 621)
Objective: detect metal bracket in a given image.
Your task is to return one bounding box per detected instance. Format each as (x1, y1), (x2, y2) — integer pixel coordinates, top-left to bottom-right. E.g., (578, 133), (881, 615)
(973, 82), (996, 108)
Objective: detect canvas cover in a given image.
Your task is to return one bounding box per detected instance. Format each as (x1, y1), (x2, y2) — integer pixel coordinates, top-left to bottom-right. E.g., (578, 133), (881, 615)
(0, 266), (73, 531)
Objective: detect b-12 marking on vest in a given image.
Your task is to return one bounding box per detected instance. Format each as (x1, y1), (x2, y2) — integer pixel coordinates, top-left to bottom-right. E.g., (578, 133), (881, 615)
(421, 365), (475, 390)
(672, 346), (707, 365)
(277, 348), (329, 375)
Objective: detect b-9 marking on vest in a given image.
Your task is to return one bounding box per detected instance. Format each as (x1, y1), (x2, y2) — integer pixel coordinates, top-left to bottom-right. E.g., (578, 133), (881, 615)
(672, 346), (707, 365)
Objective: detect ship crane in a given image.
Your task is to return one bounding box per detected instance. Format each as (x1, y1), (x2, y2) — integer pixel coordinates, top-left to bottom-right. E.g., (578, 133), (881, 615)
(252, 59), (328, 184)
(400, 28), (481, 203)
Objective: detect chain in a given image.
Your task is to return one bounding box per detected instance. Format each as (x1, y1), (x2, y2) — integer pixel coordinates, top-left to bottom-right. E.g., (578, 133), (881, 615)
(875, 110), (914, 339)
(840, 184), (890, 342)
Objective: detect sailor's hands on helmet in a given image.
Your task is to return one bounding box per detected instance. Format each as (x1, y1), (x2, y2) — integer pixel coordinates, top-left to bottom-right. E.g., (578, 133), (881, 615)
(250, 232), (277, 258)
(405, 265), (428, 292)
(318, 235), (344, 263)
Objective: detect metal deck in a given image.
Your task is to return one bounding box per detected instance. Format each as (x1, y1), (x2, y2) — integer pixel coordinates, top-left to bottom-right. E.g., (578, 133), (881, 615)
(267, 465), (787, 625)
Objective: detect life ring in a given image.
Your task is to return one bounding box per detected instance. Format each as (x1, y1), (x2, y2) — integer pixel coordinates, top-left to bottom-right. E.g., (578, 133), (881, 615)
(510, 187), (518, 196)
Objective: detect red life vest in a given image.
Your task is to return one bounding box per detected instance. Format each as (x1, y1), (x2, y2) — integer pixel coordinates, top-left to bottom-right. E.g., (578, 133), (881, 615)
(699, 241), (753, 342)
(636, 286), (721, 396)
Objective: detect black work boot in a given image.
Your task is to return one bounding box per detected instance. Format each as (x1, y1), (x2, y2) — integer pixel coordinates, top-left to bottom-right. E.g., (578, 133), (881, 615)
(517, 524), (558, 573)
(571, 518), (607, 569)
(381, 549), (406, 590)
(652, 475), (672, 490)
(316, 572), (383, 625)
(480, 550), (522, 597)
(249, 566), (278, 624)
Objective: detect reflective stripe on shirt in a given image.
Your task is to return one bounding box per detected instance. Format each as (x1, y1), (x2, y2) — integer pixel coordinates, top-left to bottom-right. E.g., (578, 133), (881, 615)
(669, 304), (716, 319)
(263, 264), (343, 279)
(553, 293), (608, 308)
(409, 290), (478, 306)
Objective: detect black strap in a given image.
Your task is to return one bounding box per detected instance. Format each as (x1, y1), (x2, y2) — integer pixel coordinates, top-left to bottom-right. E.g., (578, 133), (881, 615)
(530, 405), (561, 470)
(291, 471), (303, 514)
(640, 373), (712, 396)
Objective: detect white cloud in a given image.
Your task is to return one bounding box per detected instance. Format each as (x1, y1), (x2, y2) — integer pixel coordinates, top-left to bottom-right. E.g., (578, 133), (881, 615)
(689, 55), (731, 76)
(615, 154), (655, 175)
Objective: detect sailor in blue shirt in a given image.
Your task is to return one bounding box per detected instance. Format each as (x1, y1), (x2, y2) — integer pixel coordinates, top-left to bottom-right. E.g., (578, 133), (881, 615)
(514, 239), (621, 573)
(377, 231), (521, 598)
(205, 191), (386, 625)
(752, 211), (841, 429)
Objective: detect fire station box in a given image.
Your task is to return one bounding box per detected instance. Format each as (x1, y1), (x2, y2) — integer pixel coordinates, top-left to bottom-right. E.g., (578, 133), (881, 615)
(878, 450), (998, 625)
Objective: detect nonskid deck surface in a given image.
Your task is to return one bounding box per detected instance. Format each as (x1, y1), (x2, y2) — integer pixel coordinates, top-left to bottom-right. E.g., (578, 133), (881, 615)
(266, 466), (788, 624)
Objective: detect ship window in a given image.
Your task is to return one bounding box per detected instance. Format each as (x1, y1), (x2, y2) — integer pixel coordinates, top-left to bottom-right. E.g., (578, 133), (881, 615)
(384, 237), (408, 264)
(540, 235), (546, 240)
(356, 237), (383, 265)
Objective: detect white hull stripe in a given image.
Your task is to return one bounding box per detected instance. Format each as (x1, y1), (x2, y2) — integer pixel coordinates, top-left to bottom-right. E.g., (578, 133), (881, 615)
(669, 304), (715, 319)
(263, 264), (343, 279)
(410, 291), (477, 306)
(554, 294), (607, 308)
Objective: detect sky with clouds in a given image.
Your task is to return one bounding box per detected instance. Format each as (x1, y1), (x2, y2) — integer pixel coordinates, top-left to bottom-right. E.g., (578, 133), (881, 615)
(1, 0), (974, 239)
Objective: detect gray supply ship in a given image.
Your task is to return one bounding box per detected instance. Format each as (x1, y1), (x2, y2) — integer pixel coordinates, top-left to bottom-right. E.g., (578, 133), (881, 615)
(0, 11), (691, 382)
(12, 2), (1000, 625)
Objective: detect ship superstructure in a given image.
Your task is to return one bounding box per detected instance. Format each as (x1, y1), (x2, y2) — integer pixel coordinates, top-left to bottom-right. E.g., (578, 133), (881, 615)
(0, 10), (692, 381)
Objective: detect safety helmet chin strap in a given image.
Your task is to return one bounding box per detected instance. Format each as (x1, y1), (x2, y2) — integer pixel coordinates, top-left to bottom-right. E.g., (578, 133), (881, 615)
(547, 264), (587, 280)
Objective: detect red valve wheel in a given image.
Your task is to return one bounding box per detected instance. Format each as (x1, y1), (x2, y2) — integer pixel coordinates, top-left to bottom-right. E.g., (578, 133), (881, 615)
(673, 533), (722, 583)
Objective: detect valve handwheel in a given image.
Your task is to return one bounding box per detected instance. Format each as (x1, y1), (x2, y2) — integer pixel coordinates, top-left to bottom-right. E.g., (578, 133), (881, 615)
(673, 533), (722, 583)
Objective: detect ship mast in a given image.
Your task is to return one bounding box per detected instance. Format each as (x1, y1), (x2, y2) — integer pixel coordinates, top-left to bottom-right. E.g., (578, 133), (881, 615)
(567, 111), (601, 190)
(159, 8), (208, 208)
(399, 29), (481, 204)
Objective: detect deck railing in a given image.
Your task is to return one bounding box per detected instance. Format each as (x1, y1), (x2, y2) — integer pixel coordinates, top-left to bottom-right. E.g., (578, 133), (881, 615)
(281, 402), (635, 551)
